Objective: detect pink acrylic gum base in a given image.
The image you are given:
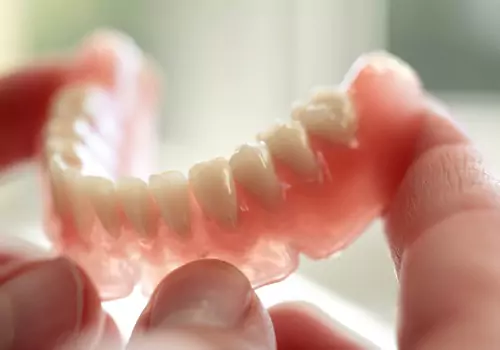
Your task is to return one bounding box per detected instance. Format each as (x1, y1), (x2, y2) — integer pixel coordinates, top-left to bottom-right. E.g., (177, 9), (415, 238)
(40, 39), (428, 300)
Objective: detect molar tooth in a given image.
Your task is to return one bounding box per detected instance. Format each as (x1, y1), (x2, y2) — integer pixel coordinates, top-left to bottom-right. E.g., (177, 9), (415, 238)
(149, 171), (191, 236)
(45, 137), (111, 178)
(48, 117), (116, 171)
(189, 158), (237, 228)
(309, 87), (344, 105)
(81, 176), (121, 239)
(50, 84), (109, 119)
(50, 84), (92, 119)
(45, 116), (79, 138)
(116, 177), (157, 238)
(229, 143), (281, 209)
(291, 101), (307, 120)
(45, 137), (83, 168)
(257, 121), (318, 178)
(293, 89), (357, 144)
(72, 119), (117, 168)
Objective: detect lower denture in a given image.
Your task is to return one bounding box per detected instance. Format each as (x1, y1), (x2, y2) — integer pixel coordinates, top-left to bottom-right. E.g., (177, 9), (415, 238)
(40, 33), (426, 300)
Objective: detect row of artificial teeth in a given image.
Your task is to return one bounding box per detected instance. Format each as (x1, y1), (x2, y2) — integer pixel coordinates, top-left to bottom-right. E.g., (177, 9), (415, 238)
(45, 84), (356, 241)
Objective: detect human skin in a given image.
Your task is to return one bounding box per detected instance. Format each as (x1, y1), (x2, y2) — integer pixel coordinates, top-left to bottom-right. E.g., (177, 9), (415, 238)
(1, 53), (500, 350)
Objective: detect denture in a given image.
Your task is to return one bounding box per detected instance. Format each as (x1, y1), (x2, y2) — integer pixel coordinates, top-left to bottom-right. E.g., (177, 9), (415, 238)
(39, 31), (427, 300)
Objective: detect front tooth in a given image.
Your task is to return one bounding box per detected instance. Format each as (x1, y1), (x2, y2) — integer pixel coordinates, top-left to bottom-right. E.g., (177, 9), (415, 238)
(229, 143), (281, 209)
(149, 171), (191, 236)
(116, 177), (157, 238)
(81, 176), (121, 239)
(189, 158), (237, 228)
(257, 121), (318, 178)
(65, 171), (95, 242)
(293, 89), (357, 144)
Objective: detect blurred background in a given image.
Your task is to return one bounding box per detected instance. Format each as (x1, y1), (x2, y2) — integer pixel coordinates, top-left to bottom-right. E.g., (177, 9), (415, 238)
(0, 0), (500, 347)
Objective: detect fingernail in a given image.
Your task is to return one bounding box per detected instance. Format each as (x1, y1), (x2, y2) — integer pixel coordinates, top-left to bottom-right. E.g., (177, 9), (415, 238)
(149, 260), (253, 330)
(0, 258), (86, 350)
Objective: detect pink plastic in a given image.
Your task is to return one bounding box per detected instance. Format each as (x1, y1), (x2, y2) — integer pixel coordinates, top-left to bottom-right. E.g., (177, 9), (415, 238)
(41, 33), (428, 300)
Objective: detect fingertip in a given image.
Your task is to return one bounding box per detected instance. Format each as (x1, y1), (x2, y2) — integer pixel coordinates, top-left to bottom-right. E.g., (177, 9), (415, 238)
(413, 99), (471, 160)
(384, 100), (500, 348)
(132, 259), (275, 350)
(134, 259), (253, 331)
(0, 257), (104, 350)
(384, 102), (488, 268)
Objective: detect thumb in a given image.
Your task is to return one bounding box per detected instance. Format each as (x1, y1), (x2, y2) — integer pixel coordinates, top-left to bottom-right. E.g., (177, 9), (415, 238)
(0, 255), (105, 350)
(128, 260), (275, 350)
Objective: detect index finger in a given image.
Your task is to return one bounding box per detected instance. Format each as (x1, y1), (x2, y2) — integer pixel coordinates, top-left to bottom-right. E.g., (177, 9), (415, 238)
(0, 63), (70, 169)
(384, 100), (500, 349)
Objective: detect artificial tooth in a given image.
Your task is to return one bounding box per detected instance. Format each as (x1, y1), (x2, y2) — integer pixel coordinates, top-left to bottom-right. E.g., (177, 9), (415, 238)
(309, 87), (345, 105)
(189, 158), (238, 228)
(48, 159), (72, 218)
(229, 143), (281, 208)
(45, 137), (83, 168)
(116, 177), (157, 238)
(44, 116), (79, 138)
(257, 121), (318, 178)
(65, 171), (95, 242)
(50, 84), (91, 119)
(149, 171), (191, 236)
(72, 119), (117, 167)
(50, 84), (109, 120)
(45, 137), (111, 178)
(293, 89), (357, 144)
(291, 101), (307, 121)
(81, 176), (121, 239)
(47, 115), (117, 168)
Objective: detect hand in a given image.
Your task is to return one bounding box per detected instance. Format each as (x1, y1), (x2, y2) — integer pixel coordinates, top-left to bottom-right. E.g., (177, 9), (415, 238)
(1, 38), (500, 350)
